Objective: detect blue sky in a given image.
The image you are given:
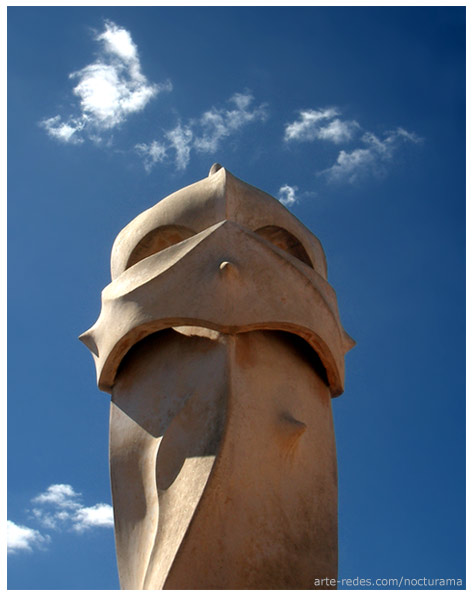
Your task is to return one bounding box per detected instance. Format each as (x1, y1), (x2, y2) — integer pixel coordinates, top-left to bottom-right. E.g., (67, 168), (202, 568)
(7, 5), (465, 591)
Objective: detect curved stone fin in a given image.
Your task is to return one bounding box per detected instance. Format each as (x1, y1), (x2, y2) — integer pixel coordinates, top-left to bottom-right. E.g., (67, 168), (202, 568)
(343, 330), (356, 353)
(109, 328), (229, 590)
(78, 328), (99, 356)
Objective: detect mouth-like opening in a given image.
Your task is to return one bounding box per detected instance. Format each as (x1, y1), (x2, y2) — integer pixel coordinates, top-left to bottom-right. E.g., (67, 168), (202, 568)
(116, 326), (329, 390)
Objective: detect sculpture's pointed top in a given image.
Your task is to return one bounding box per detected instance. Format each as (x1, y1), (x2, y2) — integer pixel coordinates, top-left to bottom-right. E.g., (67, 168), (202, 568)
(209, 163), (223, 176)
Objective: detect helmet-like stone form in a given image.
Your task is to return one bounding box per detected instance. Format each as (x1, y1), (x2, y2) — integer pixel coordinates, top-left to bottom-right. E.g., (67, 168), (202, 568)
(80, 164), (354, 396)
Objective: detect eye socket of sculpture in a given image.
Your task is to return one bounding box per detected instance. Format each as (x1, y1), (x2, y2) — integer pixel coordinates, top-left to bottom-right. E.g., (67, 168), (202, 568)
(254, 226), (314, 268)
(125, 225), (196, 271)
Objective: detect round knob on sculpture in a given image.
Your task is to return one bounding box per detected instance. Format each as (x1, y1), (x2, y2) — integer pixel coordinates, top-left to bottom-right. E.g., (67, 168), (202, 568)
(219, 261), (238, 277)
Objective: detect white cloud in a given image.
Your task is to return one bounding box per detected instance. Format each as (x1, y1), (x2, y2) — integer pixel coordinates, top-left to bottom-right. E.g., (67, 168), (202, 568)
(7, 520), (50, 554)
(9, 485), (114, 556)
(97, 21), (138, 63)
(320, 127), (422, 183)
(317, 118), (359, 143)
(325, 147), (376, 182)
(33, 483), (82, 509)
(39, 116), (84, 144)
(135, 140), (167, 172)
(283, 105), (422, 188)
(192, 110), (228, 153)
(278, 184), (298, 207)
(27, 483), (114, 535)
(31, 507), (61, 530)
(395, 127), (423, 144)
(193, 92), (268, 153)
(284, 108), (338, 141)
(72, 504), (114, 532)
(284, 107), (358, 143)
(135, 91), (268, 171)
(40, 20), (170, 144)
(165, 123), (194, 170)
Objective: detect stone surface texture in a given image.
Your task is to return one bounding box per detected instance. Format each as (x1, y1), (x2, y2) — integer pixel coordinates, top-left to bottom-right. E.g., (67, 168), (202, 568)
(80, 165), (354, 590)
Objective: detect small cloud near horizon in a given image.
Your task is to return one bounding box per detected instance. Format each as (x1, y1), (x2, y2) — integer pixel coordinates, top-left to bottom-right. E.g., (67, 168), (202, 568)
(7, 521), (51, 555)
(39, 21), (170, 145)
(8, 483), (114, 555)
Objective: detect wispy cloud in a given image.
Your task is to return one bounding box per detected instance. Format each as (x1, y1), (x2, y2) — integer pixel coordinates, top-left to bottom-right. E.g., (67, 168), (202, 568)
(284, 108), (359, 144)
(193, 92), (268, 153)
(135, 91), (268, 171)
(7, 521), (50, 554)
(39, 117), (85, 145)
(30, 483), (114, 533)
(165, 122), (194, 170)
(135, 140), (167, 171)
(320, 127), (422, 183)
(317, 118), (360, 143)
(9, 483), (113, 555)
(283, 105), (422, 187)
(278, 184), (298, 207)
(40, 20), (170, 144)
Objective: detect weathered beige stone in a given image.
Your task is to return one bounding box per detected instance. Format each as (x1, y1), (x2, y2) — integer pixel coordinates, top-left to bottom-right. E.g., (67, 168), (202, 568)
(80, 164), (354, 590)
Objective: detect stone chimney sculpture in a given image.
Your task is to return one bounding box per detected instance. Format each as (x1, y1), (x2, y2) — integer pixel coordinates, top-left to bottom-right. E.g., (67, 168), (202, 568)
(80, 164), (354, 590)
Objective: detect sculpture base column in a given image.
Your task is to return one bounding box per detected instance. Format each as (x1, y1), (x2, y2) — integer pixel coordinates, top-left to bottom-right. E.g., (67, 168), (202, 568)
(110, 327), (338, 590)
